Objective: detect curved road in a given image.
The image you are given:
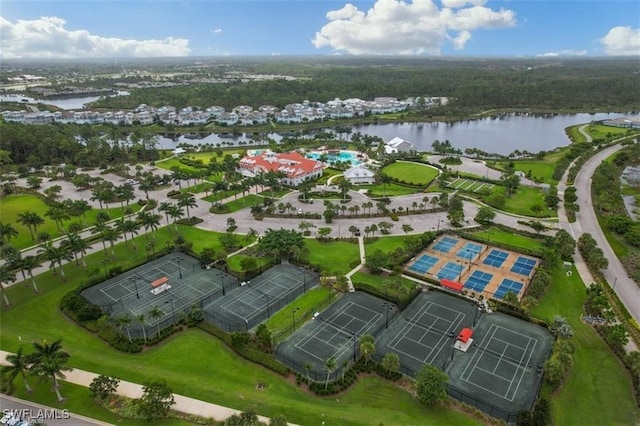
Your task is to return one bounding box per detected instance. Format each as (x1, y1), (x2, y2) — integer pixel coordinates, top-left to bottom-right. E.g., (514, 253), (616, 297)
(572, 143), (640, 322)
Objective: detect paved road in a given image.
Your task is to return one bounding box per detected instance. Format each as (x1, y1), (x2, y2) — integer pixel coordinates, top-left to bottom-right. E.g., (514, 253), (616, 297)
(0, 394), (109, 425)
(572, 143), (640, 323)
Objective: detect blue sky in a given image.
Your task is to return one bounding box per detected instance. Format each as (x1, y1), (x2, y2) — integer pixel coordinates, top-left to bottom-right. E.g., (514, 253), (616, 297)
(0, 0), (638, 58)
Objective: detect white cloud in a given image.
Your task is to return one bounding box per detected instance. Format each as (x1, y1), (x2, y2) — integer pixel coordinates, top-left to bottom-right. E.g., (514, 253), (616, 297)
(441, 0), (486, 8)
(213, 28), (223, 34)
(537, 49), (587, 57)
(600, 26), (640, 56)
(312, 0), (516, 55)
(0, 16), (190, 59)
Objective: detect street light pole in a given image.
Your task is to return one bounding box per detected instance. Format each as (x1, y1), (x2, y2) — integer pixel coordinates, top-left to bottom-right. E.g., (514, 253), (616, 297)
(174, 257), (183, 279)
(613, 277), (617, 290)
(130, 275), (140, 299)
(102, 259), (109, 277)
(165, 299), (176, 325)
(382, 302), (393, 329)
(292, 307), (300, 331)
(264, 293), (271, 318)
(217, 273), (226, 296)
(352, 332), (357, 362)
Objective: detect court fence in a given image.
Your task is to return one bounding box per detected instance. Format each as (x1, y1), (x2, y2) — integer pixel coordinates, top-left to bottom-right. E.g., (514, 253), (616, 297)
(274, 346), (360, 383)
(371, 353), (522, 422)
(272, 292), (339, 345)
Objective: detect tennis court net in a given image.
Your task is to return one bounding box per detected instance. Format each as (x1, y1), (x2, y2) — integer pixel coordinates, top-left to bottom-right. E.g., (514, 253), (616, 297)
(404, 316), (457, 337)
(318, 315), (357, 339)
(472, 344), (531, 369)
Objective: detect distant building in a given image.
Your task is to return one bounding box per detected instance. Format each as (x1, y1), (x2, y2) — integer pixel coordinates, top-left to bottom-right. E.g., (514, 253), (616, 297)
(237, 150), (323, 187)
(601, 117), (640, 129)
(344, 166), (375, 185)
(384, 137), (416, 154)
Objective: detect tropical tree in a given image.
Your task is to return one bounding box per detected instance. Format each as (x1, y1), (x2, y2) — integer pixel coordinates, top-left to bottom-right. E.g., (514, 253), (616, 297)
(325, 356), (336, 390)
(177, 193), (197, 218)
(137, 314), (148, 343)
(17, 211), (44, 241)
(402, 224), (414, 235)
(117, 314), (133, 342)
(382, 352), (400, 374)
(303, 362), (313, 384)
(2, 346), (33, 392)
(138, 211), (161, 240)
(29, 339), (72, 402)
(45, 207), (70, 234)
(21, 255), (41, 293)
(166, 204), (184, 232)
(0, 222), (19, 244)
(0, 265), (16, 306)
(89, 375), (120, 402)
(415, 364), (449, 405)
(136, 380), (176, 421)
(149, 305), (164, 336)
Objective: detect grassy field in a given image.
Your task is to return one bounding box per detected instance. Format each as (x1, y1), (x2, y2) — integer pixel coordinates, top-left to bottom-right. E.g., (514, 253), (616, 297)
(257, 188), (293, 198)
(532, 266), (639, 426)
(0, 194), (141, 250)
(0, 274), (478, 425)
(263, 286), (334, 336)
(364, 235), (407, 255)
(9, 381), (193, 425)
(495, 186), (557, 218)
(350, 271), (417, 300)
(489, 148), (568, 184)
(303, 239), (361, 274)
(470, 227), (546, 252)
(382, 161), (439, 186)
(360, 182), (420, 197)
(204, 194), (263, 213)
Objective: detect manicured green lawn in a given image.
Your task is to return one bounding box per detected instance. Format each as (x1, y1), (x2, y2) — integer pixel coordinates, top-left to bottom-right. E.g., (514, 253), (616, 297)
(470, 227), (545, 252)
(257, 189), (292, 198)
(510, 161), (556, 183)
(264, 286), (334, 336)
(9, 381), (191, 425)
(226, 253), (274, 273)
(303, 239), (360, 274)
(360, 182), (419, 197)
(350, 271), (417, 300)
(364, 235), (407, 256)
(0, 194), (140, 250)
(204, 194), (263, 213)
(497, 186), (557, 218)
(382, 161), (439, 186)
(532, 266), (639, 426)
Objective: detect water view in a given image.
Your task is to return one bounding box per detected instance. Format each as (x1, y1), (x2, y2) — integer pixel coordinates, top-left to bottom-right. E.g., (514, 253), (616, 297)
(157, 112), (634, 154)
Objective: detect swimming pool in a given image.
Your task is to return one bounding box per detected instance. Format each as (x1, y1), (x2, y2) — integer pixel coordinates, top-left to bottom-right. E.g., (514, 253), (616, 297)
(306, 150), (362, 167)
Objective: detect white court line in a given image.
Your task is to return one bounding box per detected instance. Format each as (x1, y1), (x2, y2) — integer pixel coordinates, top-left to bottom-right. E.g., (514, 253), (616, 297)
(388, 301), (464, 364)
(461, 324), (537, 402)
(294, 301), (383, 362)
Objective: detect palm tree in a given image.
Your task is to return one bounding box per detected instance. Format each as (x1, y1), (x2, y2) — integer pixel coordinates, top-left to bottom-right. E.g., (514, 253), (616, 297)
(338, 179), (352, 201)
(118, 314), (133, 342)
(304, 361), (313, 385)
(2, 346), (33, 392)
(38, 242), (72, 280)
(29, 339), (72, 402)
(21, 255), (41, 293)
(118, 219), (139, 249)
(92, 221), (110, 254)
(17, 211), (44, 241)
(158, 201), (172, 225)
(149, 305), (164, 336)
(0, 265), (16, 306)
(137, 314), (148, 343)
(66, 232), (92, 268)
(45, 207), (70, 234)
(102, 226), (120, 259)
(325, 356), (336, 390)
(0, 222), (19, 244)
(167, 204), (184, 231)
(138, 211), (161, 240)
(177, 193), (197, 218)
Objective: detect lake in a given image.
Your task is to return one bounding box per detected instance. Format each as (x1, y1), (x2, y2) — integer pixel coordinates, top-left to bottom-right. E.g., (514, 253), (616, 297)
(156, 112), (634, 155)
(0, 91), (129, 110)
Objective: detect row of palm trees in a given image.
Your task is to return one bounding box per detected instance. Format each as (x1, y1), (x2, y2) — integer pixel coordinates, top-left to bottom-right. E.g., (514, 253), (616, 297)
(2, 339), (71, 402)
(0, 196), (198, 306)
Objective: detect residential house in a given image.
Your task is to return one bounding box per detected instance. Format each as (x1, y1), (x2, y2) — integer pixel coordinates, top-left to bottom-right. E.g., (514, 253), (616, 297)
(384, 136), (416, 154)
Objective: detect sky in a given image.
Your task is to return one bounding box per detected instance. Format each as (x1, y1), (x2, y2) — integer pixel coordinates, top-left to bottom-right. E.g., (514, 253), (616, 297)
(0, 0), (638, 59)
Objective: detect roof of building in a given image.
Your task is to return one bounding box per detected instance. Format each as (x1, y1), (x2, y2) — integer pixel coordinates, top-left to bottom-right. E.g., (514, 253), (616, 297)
(239, 150), (323, 178)
(344, 166), (375, 178)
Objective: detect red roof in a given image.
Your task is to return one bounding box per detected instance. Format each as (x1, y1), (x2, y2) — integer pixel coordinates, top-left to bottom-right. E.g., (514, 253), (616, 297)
(151, 277), (169, 288)
(239, 151), (323, 178)
(441, 278), (463, 292)
(458, 328), (473, 343)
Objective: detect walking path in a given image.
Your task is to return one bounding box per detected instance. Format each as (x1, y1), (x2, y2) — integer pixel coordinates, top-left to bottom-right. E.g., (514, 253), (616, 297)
(0, 350), (282, 425)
